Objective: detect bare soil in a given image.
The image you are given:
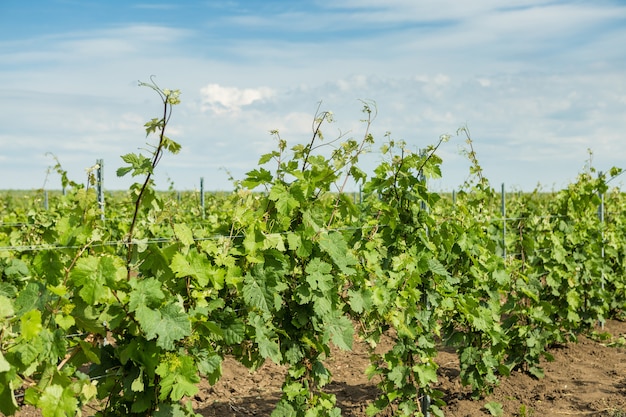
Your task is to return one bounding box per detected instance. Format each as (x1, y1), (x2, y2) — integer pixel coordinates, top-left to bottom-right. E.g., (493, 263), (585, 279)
(10, 320), (626, 417)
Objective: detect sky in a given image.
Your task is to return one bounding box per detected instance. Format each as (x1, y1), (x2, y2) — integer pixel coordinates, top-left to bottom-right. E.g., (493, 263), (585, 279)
(1, 0), (625, 192)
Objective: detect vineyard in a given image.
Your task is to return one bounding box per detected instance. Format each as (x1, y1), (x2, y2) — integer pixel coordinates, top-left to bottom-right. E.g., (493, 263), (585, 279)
(1, 82), (625, 417)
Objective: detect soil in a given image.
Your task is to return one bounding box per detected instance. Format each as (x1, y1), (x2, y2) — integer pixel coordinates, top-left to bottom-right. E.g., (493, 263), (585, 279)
(9, 320), (626, 417)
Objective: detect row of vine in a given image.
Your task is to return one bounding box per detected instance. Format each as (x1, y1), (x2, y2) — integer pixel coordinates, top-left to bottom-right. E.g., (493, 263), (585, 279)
(0, 82), (624, 417)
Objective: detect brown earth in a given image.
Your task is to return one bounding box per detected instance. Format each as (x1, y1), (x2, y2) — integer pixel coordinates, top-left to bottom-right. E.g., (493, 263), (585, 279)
(10, 320), (626, 417)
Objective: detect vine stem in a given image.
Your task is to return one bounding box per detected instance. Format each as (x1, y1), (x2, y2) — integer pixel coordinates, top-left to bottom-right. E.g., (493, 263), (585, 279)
(327, 106), (375, 227)
(125, 90), (171, 278)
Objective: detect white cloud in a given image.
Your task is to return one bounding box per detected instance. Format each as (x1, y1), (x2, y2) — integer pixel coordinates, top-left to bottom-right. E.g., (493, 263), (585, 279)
(199, 84), (275, 114)
(1, 1), (625, 191)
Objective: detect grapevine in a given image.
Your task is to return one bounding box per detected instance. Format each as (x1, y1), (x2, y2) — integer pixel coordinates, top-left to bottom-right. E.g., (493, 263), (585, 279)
(0, 85), (624, 417)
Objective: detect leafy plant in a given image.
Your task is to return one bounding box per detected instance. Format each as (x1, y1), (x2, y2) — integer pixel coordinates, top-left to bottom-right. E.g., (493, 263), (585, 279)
(360, 135), (448, 416)
(229, 103), (373, 416)
(1, 88), (625, 417)
(484, 401), (503, 416)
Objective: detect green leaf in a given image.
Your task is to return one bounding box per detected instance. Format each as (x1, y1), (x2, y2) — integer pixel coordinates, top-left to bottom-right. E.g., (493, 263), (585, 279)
(116, 166), (133, 177)
(261, 150), (283, 165)
(156, 355), (200, 401)
(347, 289), (369, 314)
(223, 321), (245, 345)
(197, 353), (222, 385)
(0, 282), (16, 299)
(528, 365), (545, 379)
(144, 117), (163, 136)
(319, 231), (357, 275)
(173, 223), (195, 246)
(153, 403), (191, 417)
(263, 233), (286, 252)
(282, 381), (306, 400)
(20, 309), (42, 340)
(131, 371), (145, 392)
(428, 258), (450, 277)
(135, 308), (165, 340)
(269, 183), (299, 216)
(242, 266), (283, 314)
(287, 231), (312, 258)
(77, 340), (101, 365)
(0, 371), (19, 416)
(162, 135), (181, 154)
(54, 313), (75, 330)
(484, 401), (504, 416)
(15, 282), (46, 315)
(388, 365), (408, 387)
(136, 302), (191, 350)
(250, 313), (282, 363)
(412, 362), (438, 386)
(170, 251), (220, 288)
(4, 259), (30, 280)
(0, 351), (10, 373)
(129, 277), (165, 312)
(70, 255), (124, 305)
(325, 313), (354, 351)
(37, 385), (78, 417)
(305, 258), (333, 292)
(241, 168), (273, 189)
(271, 401), (298, 417)
(118, 153), (153, 177)
(493, 269), (509, 285)
(0, 295), (14, 317)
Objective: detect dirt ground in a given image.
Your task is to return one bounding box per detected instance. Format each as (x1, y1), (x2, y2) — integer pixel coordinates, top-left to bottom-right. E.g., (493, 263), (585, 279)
(9, 320), (626, 417)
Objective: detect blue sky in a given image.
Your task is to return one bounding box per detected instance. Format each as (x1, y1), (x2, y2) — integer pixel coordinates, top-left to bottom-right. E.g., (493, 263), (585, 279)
(1, 0), (625, 191)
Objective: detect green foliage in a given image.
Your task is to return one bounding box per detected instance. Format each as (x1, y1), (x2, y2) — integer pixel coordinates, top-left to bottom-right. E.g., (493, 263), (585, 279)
(484, 401), (504, 416)
(0, 89), (625, 417)
(228, 102), (373, 416)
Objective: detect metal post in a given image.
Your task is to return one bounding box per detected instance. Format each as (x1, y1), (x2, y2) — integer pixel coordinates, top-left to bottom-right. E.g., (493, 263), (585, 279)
(96, 159), (104, 221)
(44, 190), (49, 210)
(200, 177), (205, 219)
(421, 394), (431, 417)
(598, 172), (605, 329)
(501, 183), (506, 259)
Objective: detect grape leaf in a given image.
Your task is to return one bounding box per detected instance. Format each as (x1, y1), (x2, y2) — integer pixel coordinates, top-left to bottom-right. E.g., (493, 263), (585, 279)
(170, 251), (220, 288)
(484, 401), (503, 416)
(0, 351), (10, 372)
(325, 312), (353, 351)
(153, 403), (190, 417)
(135, 302), (191, 350)
(319, 231), (356, 275)
(0, 370), (18, 415)
(37, 385), (78, 417)
(129, 277), (165, 312)
(156, 355), (200, 401)
(173, 223), (194, 247)
(269, 183), (299, 216)
(242, 266), (283, 314)
(222, 321), (245, 345)
(70, 256), (123, 305)
(250, 313), (282, 363)
(196, 352), (222, 385)
(305, 258), (333, 292)
(0, 295), (14, 317)
(20, 310), (42, 340)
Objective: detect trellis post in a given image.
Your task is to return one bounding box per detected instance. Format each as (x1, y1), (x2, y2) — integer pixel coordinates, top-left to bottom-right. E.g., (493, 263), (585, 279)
(96, 159), (105, 221)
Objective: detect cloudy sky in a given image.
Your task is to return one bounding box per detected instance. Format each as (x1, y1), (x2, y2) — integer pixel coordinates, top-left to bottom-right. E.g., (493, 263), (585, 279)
(1, 0), (625, 192)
